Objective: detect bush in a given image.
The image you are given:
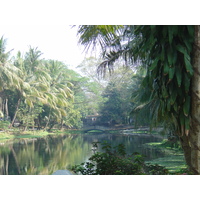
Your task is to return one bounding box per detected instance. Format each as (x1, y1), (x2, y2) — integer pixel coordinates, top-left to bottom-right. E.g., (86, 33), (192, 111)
(71, 141), (169, 175)
(0, 120), (10, 131)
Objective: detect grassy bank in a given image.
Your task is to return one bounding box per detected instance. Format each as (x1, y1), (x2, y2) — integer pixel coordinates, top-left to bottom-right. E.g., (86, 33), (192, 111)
(144, 139), (187, 173)
(0, 130), (52, 141)
(0, 128), (85, 142)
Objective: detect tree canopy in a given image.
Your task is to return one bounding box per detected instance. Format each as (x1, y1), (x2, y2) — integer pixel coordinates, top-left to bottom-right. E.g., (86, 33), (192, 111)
(0, 37), (107, 131)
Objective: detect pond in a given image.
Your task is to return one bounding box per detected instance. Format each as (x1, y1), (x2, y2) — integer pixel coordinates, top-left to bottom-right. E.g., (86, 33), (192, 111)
(0, 130), (184, 175)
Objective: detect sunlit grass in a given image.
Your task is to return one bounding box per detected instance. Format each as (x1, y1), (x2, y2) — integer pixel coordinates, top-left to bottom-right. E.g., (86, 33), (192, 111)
(87, 130), (103, 133)
(146, 155), (187, 172)
(0, 128), (85, 141)
(144, 140), (186, 172)
(147, 142), (163, 146)
(0, 130), (51, 140)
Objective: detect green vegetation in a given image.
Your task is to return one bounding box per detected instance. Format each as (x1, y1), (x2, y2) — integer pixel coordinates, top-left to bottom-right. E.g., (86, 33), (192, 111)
(0, 130), (54, 141)
(76, 25), (200, 174)
(2, 25), (200, 174)
(147, 156), (187, 173)
(144, 139), (187, 172)
(72, 141), (172, 175)
(0, 36), (112, 133)
(0, 33), (152, 136)
(0, 128), (86, 142)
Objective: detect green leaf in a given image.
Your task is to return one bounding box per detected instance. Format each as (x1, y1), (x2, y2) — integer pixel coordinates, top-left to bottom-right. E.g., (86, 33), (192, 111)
(167, 49), (173, 65)
(184, 72), (191, 93)
(176, 44), (187, 55)
(176, 86), (183, 96)
(160, 101), (165, 117)
(172, 26), (178, 36)
(173, 102), (178, 113)
(185, 116), (190, 130)
(175, 66), (182, 87)
(25, 99), (34, 108)
(162, 85), (168, 99)
(183, 38), (193, 52)
(172, 47), (177, 65)
(163, 63), (169, 75)
(180, 111), (185, 126)
(184, 54), (193, 76)
(168, 26), (173, 45)
(161, 45), (165, 61)
(170, 89), (177, 105)
(168, 66), (175, 80)
(183, 95), (190, 117)
(167, 99), (171, 111)
(186, 26), (194, 38)
(149, 57), (159, 71)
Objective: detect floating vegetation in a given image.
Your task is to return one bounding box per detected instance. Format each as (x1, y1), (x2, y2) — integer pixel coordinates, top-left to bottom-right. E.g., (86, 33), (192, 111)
(144, 140), (186, 172)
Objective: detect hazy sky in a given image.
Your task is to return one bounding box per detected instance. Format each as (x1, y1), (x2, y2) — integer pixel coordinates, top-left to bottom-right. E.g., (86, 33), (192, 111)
(0, 1), (91, 69)
(0, 0), (194, 70)
(1, 25), (86, 67)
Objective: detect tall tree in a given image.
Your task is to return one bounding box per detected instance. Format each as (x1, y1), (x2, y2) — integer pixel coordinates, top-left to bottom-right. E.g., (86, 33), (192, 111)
(98, 65), (135, 125)
(41, 60), (74, 129)
(0, 36), (22, 119)
(77, 25), (200, 174)
(11, 48), (48, 124)
(190, 26), (200, 174)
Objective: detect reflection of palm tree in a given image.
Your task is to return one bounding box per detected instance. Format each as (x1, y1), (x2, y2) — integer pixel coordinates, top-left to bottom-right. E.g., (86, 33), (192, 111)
(5, 155), (9, 175)
(0, 135), (91, 175)
(10, 146), (21, 174)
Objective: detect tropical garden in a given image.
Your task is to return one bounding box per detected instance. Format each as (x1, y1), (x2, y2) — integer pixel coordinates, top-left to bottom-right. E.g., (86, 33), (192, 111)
(1, 25), (200, 175)
(75, 25), (200, 175)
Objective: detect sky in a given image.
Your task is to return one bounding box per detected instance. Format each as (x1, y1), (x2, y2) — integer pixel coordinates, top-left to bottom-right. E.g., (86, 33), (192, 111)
(0, 0), (195, 72)
(0, 24), (87, 68)
(0, 1), (94, 70)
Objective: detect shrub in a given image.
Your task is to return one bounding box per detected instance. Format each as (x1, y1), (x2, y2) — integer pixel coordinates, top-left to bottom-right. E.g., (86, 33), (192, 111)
(0, 120), (10, 132)
(71, 141), (169, 175)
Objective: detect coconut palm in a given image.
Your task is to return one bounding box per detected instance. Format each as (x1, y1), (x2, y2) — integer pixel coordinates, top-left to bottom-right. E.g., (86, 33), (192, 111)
(41, 60), (74, 129)
(9, 49), (50, 128)
(0, 36), (22, 119)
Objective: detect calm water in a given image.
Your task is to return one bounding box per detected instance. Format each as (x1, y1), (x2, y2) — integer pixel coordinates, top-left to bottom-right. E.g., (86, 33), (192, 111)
(0, 131), (168, 175)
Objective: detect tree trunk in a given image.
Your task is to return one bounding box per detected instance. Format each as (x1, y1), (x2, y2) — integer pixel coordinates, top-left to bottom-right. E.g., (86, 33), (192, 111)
(179, 134), (191, 168)
(44, 109), (52, 131)
(190, 25), (200, 174)
(5, 98), (9, 120)
(6, 155), (9, 175)
(0, 97), (3, 117)
(44, 115), (50, 131)
(10, 146), (21, 174)
(60, 119), (64, 130)
(9, 98), (21, 128)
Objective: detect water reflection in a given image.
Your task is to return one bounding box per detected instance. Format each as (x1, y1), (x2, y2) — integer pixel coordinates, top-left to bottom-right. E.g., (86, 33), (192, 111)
(0, 132), (165, 175)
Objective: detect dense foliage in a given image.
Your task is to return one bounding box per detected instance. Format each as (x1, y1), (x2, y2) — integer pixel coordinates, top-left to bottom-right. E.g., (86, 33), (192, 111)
(77, 25), (200, 173)
(71, 141), (169, 175)
(0, 35), (139, 132)
(77, 25), (194, 134)
(134, 26), (194, 136)
(0, 36), (108, 131)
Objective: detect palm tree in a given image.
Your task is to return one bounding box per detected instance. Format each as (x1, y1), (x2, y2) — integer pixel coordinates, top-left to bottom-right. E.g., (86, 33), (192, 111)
(0, 36), (22, 119)
(9, 49), (49, 128)
(41, 60), (74, 130)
